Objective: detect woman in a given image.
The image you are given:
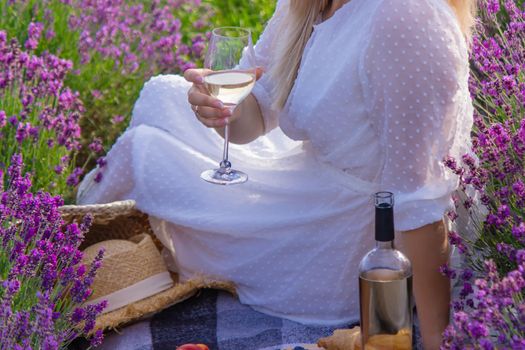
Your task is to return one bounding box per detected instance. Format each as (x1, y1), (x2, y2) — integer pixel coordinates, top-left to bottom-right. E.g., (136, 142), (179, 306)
(79, 0), (475, 348)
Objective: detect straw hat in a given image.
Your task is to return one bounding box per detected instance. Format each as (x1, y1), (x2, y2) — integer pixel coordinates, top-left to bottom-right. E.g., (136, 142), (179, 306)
(82, 233), (236, 331)
(61, 201), (235, 331)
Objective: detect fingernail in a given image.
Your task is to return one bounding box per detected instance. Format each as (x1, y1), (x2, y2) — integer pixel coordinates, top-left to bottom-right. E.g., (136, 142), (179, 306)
(196, 76), (204, 84)
(213, 100), (224, 108)
(223, 108), (232, 116)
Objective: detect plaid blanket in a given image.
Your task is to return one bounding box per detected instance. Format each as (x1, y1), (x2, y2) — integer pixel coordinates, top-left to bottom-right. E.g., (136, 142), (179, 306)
(71, 289), (421, 350)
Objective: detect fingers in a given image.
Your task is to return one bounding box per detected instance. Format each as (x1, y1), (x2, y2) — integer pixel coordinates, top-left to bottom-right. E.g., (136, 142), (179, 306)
(187, 83), (233, 128)
(185, 67), (252, 128)
(195, 108), (231, 128)
(255, 67), (263, 81)
(193, 105), (232, 120)
(183, 68), (204, 84)
(188, 88), (232, 128)
(183, 68), (212, 84)
(187, 87), (224, 109)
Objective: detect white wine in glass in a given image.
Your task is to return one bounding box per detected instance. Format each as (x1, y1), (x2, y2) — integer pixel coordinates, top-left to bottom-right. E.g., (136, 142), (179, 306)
(204, 71), (255, 106)
(200, 27), (256, 185)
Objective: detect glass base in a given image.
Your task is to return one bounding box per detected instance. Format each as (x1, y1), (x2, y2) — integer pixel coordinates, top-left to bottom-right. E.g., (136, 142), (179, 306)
(201, 168), (248, 185)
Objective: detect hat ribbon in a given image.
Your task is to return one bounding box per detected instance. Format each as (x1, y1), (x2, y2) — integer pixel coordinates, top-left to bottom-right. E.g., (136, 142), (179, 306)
(85, 271), (174, 314)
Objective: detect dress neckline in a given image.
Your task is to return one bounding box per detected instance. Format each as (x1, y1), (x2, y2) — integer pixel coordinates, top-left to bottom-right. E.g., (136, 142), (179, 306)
(313, 0), (360, 29)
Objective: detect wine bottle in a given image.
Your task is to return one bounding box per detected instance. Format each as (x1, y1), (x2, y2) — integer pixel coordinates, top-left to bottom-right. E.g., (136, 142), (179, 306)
(358, 192), (413, 350)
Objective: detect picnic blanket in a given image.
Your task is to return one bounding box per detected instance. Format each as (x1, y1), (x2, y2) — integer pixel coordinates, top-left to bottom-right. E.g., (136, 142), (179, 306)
(71, 289), (422, 350)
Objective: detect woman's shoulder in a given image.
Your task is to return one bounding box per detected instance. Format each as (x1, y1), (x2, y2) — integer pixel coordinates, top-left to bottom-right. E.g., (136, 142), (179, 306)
(370, 0), (462, 32)
(365, 0), (466, 55)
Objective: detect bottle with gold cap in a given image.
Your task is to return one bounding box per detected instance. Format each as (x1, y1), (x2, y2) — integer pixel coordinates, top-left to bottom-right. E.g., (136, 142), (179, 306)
(358, 192), (413, 350)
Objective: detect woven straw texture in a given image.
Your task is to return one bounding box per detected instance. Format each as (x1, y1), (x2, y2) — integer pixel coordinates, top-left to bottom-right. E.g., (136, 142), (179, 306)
(60, 200), (236, 331)
(83, 234), (168, 300)
(60, 200), (155, 250)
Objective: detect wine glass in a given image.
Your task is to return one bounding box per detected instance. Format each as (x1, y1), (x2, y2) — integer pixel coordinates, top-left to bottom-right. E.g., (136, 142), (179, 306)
(200, 27), (256, 185)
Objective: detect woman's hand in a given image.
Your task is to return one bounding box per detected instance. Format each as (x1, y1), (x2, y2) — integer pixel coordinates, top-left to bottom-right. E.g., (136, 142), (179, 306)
(184, 68), (264, 129)
(185, 68), (266, 144)
(184, 68), (233, 128)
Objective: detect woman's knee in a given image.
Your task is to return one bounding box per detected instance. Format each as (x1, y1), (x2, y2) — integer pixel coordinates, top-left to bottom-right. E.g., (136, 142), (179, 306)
(129, 74), (190, 131)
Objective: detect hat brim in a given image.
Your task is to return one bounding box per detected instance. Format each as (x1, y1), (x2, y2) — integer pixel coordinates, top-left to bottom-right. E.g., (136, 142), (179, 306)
(94, 272), (236, 332)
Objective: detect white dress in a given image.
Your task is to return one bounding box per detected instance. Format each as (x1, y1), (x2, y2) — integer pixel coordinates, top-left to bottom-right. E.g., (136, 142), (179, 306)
(78, 0), (473, 325)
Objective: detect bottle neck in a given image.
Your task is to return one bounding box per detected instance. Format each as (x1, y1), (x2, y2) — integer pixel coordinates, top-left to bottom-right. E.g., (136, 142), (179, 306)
(375, 206), (395, 242)
(376, 240), (394, 249)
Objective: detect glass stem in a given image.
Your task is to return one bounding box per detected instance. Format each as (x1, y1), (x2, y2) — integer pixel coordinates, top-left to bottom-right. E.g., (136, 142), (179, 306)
(220, 105), (234, 172)
(222, 123), (230, 165)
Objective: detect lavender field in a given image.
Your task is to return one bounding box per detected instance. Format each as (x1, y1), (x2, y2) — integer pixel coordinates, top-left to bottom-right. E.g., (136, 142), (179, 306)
(0, 0), (524, 348)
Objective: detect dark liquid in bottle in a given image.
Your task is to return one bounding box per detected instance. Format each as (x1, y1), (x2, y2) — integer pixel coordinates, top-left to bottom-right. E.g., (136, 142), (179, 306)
(359, 269), (413, 350)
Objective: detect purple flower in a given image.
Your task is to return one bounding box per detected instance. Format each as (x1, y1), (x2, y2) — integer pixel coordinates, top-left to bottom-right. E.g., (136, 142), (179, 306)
(449, 231), (467, 253)
(112, 114), (125, 124)
(0, 154), (104, 347)
(497, 204), (510, 220)
(469, 321), (489, 339)
(25, 22), (44, 51)
(12, 311), (32, 341)
(90, 329), (104, 347)
(3, 280), (21, 296)
(94, 172), (103, 183)
(71, 307), (86, 323)
(1, 27), (84, 196)
(480, 339), (495, 350)
(511, 222), (525, 239)
(34, 292), (54, 338)
(440, 264), (457, 279)
(0, 110), (7, 127)
(96, 156), (106, 168)
(486, 0), (500, 15)
(88, 138), (104, 153)
(512, 180), (525, 198)
(447, 210), (459, 222)
(461, 269), (473, 280)
(517, 250), (525, 265)
(71, 248), (104, 304)
(42, 335), (58, 350)
(66, 167), (84, 187)
(91, 89), (102, 99)
(460, 281), (474, 299)
(497, 242), (516, 260)
(443, 4), (525, 346)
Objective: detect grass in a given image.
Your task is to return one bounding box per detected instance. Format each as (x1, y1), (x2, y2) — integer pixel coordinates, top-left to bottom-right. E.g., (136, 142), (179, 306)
(207, 0), (276, 40)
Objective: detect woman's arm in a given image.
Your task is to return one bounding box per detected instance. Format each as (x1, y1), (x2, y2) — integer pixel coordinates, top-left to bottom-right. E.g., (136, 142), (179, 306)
(358, 1), (470, 346)
(398, 220), (450, 350)
(185, 1), (288, 144)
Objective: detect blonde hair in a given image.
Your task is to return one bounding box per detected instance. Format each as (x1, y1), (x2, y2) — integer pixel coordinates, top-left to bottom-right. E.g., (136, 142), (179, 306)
(270, 0), (478, 109)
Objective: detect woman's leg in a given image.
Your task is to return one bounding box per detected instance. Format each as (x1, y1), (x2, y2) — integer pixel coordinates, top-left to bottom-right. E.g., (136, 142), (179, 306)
(398, 220), (450, 350)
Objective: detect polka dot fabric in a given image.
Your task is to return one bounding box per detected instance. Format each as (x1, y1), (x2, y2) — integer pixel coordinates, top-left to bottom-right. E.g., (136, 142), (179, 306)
(78, 0), (473, 325)
(358, 0), (473, 230)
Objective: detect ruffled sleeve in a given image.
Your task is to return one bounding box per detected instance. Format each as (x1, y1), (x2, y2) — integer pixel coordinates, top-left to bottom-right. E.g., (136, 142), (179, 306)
(238, 0), (289, 134)
(358, 0), (473, 231)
